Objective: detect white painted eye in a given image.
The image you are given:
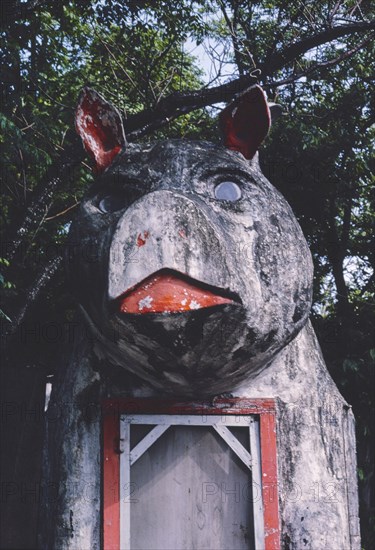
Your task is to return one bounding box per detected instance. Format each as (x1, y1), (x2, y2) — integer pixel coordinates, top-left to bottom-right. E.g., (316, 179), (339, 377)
(214, 181), (242, 201)
(98, 195), (128, 213)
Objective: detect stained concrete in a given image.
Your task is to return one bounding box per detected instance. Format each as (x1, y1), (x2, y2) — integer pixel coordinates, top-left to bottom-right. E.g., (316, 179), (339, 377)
(40, 138), (360, 549)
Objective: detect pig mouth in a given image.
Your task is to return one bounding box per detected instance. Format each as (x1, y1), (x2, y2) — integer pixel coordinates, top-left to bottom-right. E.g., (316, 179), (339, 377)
(112, 269), (241, 314)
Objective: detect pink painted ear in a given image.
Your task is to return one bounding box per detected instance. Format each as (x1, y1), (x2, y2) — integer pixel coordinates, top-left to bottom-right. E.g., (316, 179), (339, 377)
(75, 87), (126, 172)
(219, 85), (271, 160)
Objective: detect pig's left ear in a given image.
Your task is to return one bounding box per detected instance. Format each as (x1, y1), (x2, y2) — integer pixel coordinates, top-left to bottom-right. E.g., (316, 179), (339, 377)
(75, 87), (127, 172)
(219, 84), (271, 160)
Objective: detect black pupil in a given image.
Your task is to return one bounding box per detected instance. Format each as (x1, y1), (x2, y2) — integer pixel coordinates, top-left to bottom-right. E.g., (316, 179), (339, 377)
(215, 181), (241, 201)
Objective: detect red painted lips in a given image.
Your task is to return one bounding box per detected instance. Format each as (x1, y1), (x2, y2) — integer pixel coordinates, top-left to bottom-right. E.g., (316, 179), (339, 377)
(117, 271), (234, 314)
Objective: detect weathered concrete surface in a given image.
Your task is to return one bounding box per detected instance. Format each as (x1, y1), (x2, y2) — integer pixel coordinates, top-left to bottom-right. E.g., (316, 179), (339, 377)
(39, 320), (360, 549)
(38, 327), (101, 550)
(67, 140), (313, 396)
(237, 321), (361, 549)
(39, 89), (360, 549)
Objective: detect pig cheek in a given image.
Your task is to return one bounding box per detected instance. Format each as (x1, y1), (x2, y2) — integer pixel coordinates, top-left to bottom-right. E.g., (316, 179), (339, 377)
(240, 222), (286, 341)
(225, 220), (266, 326)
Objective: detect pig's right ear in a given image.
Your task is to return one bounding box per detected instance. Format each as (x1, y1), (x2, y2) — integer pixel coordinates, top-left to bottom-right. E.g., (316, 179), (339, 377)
(219, 84), (271, 160)
(75, 87), (127, 173)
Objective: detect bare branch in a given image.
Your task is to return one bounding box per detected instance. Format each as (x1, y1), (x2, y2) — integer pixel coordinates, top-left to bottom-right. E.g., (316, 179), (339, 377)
(45, 202), (80, 222)
(261, 21), (375, 75)
(125, 73), (258, 138)
(266, 33), (373, 87)
(3, 256), (63, 341)
(94, 30), (145, 100)
(329, 1), (343, 24)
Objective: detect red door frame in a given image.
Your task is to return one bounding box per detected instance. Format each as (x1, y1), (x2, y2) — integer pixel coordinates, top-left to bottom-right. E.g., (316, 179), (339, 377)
(102, 397), (280, 550)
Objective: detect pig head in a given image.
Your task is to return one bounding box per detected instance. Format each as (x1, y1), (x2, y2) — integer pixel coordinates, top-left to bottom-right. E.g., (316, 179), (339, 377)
(69, 86), (313, 396)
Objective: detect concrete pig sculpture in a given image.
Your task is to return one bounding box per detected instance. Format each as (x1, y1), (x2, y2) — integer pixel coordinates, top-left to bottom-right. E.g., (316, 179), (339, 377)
(69, 86), (313, 397)
(40, 86), (360, 550)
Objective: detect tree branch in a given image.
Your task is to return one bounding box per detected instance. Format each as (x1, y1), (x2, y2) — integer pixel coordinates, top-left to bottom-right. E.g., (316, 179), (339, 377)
(125, 73), (259, 137)
(45, 201), (80, 221)
(4, 131), (84, 263)
(219, 0), (246, 75)
(3, 255), (62, 342)
(266, 33), (373, 87)
(261, 21), (375, 75)
(4, 20), (372, 262)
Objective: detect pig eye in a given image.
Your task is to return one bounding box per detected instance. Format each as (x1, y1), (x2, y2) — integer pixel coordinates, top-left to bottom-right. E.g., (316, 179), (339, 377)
(98, 195), (128, 213)
(214, 181), (242, 201)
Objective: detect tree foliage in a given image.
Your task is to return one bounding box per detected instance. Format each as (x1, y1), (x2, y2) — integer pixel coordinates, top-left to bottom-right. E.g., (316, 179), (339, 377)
(1, 0), (374, 547)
